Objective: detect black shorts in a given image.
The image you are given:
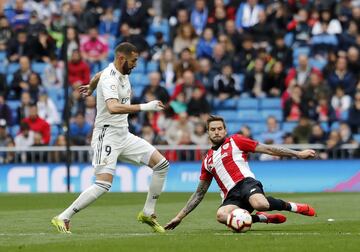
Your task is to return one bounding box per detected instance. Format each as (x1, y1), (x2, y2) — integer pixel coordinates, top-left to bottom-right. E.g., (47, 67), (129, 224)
(220, 177), (264, 213)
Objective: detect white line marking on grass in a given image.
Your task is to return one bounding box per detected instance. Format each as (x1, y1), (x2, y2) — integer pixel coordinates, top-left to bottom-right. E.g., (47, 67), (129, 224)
(213, 232), (359, 236)
(0, 233), (47, 236)
(0, 233), (175, 237)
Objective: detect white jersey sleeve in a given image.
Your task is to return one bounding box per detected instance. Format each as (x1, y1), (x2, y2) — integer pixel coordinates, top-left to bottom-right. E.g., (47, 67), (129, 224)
(102, 76), (119, 101)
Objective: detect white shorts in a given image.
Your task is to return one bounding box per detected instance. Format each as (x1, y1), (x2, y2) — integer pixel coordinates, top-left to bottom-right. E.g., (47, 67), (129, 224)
(91, 125), (156, 175)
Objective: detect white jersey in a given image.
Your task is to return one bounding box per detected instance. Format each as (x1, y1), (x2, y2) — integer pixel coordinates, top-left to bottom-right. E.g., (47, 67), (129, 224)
(94, 63), (132, 128)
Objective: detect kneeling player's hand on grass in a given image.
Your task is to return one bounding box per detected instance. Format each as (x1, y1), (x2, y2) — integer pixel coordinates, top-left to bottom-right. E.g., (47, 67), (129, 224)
(165, 217), (182, 230)
(297, 149), (316, 159)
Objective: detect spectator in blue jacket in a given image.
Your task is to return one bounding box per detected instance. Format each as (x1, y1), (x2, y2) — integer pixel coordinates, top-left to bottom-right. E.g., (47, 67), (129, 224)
(69, 112), (92, 145)
(196, 27), (217, 59)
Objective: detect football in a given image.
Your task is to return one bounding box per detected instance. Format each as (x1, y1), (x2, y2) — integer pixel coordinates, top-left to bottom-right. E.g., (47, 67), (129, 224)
(226, 208), (252, 233)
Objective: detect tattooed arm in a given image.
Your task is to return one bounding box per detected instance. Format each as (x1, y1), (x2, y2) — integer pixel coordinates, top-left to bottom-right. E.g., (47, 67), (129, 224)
(165, 179), (212, 230)
(255, 143), (316, 159)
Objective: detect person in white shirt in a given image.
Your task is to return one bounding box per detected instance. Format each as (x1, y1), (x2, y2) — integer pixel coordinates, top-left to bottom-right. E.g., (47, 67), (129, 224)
(52, 42), (169, 234)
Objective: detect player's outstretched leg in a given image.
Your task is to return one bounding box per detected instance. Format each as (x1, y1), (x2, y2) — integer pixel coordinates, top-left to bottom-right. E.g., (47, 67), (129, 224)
(265, 196), (316, 217)
(51, 180), (111, 233)
(138, 157), (169, 233)
(254, 212), (287, 224)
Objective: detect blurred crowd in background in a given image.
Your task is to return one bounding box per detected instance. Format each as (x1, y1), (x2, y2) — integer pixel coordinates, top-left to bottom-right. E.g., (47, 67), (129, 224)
(0, 0), (360, 163)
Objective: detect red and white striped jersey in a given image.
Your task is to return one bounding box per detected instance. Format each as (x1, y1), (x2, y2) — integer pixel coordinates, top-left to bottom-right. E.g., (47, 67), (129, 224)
(200, 134), (258, 200)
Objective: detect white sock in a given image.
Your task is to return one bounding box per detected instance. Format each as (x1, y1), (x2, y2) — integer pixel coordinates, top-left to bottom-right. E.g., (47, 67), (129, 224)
(257, 213), (268, 222)
(143, 159), (169, 216)
(58, 180), (111, 220)
(289, 202), (298, 212)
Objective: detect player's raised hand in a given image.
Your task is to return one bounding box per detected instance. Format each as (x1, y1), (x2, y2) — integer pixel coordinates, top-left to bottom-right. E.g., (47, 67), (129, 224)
(164, 216), (182, 230)
(297, 149), (316, 159)
(79, 85), (92, 97)
(140, 100), (165, 112)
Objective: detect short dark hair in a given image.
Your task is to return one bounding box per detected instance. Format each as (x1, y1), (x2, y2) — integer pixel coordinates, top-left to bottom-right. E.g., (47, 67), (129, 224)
(206, 115), (226, 130)
(115, 42), (138, 56)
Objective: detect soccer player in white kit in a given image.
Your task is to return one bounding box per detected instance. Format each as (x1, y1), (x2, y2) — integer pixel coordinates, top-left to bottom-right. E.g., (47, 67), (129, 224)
(51, 42), (169, 233)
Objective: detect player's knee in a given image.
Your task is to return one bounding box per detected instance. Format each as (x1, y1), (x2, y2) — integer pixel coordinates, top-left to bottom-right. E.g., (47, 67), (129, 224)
(152, 158), (169, 176)
(216, 211), (227, 224)
(251, 200), (270, 211)
(94, 180), (112, 196)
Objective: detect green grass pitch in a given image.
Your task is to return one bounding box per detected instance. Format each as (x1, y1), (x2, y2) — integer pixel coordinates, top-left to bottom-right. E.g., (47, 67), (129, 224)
(0, 192), (359, 252)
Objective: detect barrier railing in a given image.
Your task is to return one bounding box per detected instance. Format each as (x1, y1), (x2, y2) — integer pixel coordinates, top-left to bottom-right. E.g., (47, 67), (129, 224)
(0, 143), (358, 163)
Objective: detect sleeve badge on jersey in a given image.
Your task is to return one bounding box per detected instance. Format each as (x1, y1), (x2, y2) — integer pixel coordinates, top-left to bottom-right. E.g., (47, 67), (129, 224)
(111, 85), (116, 90)
(222, 143), (229, 150)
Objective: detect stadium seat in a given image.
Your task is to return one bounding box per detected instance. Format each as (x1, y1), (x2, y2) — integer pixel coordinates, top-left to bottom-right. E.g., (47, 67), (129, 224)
(213, 98), (237, 110)
(260, 98), (281, 109)
(309, 58), (327, 71)
(353, 134), (360, 143)
(214, 110), (239, 122)
(10, 125), (20, 137)
(234, 73), (245, 90)
(8, 63), (19, 74)
(130, 73), (148, 86)
(7, 99), (20, 108)
(132, 59), (145, 74)
(261, 109), (283, 121)
(330, 121), (340, 131)
(282, 121), (297, 133)
(149, 19), (170, 42)
(284, 32), (294, 47)
(0, 63), (6, 74)
(146, 61), (159, 73)
(293, 46), (311, 58)
(320, 122), (330, 132)
(237, 97), (258, 110)
(32, 62), (48, 74)
(0, 51), (6, 61)
(226, 121), (240, 134)
(241, 122), (267, 135)
(132, 86), (144, 98)
(145, 35), (156, 47)
(237, 109), (261, 122)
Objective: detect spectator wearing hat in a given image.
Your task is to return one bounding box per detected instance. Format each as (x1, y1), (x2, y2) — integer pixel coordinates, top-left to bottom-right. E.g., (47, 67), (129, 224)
(22, 103), (50, 145)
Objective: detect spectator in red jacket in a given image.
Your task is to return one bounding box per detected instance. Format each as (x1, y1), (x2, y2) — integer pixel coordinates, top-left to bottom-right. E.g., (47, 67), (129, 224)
(68, 49), (90, 86)
(22, 103), (50, 145)
(171, 70), (206, 103)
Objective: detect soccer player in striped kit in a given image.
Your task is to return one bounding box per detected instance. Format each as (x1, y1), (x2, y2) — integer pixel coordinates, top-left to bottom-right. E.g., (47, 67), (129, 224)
(165, 115), (317, 230)
(52, 42), (169, 233)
